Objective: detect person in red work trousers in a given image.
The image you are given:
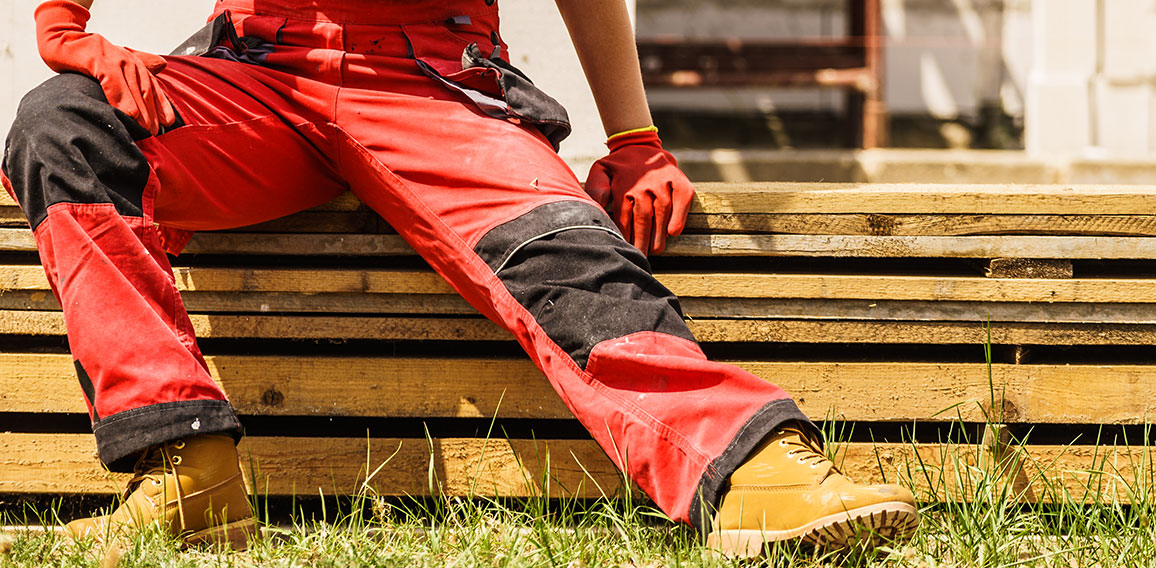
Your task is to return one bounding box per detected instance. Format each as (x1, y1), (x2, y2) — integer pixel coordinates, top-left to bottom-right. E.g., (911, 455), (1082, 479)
(2, 0), (918, 556)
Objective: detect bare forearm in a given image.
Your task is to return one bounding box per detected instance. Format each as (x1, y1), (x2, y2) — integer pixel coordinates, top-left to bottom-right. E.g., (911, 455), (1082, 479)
(554, 0), (652, 136)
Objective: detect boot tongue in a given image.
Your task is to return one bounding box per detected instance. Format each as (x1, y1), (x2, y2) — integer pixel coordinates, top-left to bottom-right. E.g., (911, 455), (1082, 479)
(123, 446), (170, 499)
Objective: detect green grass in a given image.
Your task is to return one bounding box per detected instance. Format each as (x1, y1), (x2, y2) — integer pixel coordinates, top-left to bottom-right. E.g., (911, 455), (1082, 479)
(3, 426), (1156, 568)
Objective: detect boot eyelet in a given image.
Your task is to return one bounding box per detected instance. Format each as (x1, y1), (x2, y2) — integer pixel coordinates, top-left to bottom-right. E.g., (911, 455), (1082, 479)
(152, 478), (163, 486)
(173, 440), (186, 450)
(171, 455), (183, 466)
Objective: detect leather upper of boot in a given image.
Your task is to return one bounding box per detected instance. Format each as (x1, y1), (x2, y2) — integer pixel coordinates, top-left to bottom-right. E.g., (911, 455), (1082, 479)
(67, 434), (251, 538)
(713, 427), (915, 533)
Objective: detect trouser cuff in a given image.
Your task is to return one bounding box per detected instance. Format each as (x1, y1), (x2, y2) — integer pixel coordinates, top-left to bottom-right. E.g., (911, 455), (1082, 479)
(688, 398), (820, 535)
(92, 400), (243, 472)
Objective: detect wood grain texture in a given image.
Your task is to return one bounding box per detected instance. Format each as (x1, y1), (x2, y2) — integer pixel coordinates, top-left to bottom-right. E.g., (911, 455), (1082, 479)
(685, 183), (1156, 214)
(5, 354), (1156, 424)
(8, 289), (1156, 324)
(6, 310), (1156, 345)
(0, 434), (621, 498)
(8, 266), (1156, 304)
(683, 213), (1156, 236)
(3, 434), (1151, 504)
(7, 183), (1156, 215)
(10, 208), (1153, 237)
(9, 230), (1156, 258)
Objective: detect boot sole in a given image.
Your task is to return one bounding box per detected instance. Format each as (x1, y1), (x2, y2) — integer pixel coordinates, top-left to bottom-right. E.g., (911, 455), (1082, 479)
(706, 501), (919, 558)
(184, 517), (257, 551)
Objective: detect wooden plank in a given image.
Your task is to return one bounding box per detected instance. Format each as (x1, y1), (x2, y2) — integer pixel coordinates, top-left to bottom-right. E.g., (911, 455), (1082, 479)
(686, 183), (1156, 215)
(3, 434), (1153, 504)
(9, 288), (1156, 325)
(0, 354), (571, 419)
(6, 184), (1156, 215)
(6, 354), (1156, 424)
(9, 266), (1156, 304)
(14, 207), (1151, 238)
(0, 434), (621, 498)
(987, 259), (1073, 279)
(683, 213), (1156, 237)
(10, 209), (1154, 238)
(6, 310), (1156, 345)
(7, 228), (1156, 258)
(0, 290), (479, 315)
(684, 320), (1156, 346)
(663, 234), (1156, 259)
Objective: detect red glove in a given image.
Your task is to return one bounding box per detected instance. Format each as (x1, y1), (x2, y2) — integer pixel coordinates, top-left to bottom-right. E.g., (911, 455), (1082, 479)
(35, 0), (175, 135)
(585, 128), (695, 256)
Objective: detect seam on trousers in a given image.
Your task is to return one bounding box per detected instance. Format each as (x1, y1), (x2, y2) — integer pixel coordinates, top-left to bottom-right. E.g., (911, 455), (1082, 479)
(493, 225), (623, 273)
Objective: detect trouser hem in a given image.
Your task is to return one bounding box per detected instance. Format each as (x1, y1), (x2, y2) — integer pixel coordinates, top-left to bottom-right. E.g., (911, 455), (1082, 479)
(93, 400), (242, 472)
(688, 399), (819, 535)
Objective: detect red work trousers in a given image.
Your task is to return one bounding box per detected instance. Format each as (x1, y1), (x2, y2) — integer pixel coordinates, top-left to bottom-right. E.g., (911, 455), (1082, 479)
(1, 0), (812, 531)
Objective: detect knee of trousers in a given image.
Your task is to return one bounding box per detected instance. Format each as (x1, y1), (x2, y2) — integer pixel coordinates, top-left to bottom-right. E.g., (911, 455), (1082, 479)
(474, 200), (697, 369)
(2, 73), (152, 231)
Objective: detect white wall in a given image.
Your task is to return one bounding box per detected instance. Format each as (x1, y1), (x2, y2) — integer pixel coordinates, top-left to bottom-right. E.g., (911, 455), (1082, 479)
(0, 0), (609, 178)
(1026, 0), (1156, 157)
(0, 0), (216, 141)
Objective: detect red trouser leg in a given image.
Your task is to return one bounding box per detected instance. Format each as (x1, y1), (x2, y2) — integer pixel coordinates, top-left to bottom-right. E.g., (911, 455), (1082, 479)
(1, 56), (345, 470)
(327, 17), (817, 531)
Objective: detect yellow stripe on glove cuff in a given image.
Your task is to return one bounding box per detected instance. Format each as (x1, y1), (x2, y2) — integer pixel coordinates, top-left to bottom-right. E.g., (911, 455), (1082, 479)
(606, 125), (659, 142)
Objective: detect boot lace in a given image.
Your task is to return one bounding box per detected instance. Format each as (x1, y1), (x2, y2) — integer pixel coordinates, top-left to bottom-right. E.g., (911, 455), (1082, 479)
(123, 446), (168, 499)
(778, 430), (835, 470)
(122, 441), (188, 527)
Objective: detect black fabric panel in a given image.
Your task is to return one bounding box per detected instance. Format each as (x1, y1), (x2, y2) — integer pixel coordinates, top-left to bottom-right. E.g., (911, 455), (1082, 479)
(475, 200), (695, 369)
(460, 43), (571, 150)
(2, 73), (152, 230)
(73, 360), (99, 421)
(686, 400), (822, 535)
(93, 400), (243, 472)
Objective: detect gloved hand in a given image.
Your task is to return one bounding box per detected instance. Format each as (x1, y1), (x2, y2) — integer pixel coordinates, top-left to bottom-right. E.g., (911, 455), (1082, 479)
(35, 0), (175, 135)
(585, 127), (695, 256)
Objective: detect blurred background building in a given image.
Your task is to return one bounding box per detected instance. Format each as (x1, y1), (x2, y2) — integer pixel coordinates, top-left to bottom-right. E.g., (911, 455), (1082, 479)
(2, 0), (1154, 180)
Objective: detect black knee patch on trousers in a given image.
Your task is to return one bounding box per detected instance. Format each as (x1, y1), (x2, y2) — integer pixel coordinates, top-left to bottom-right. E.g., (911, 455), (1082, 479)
(2, 73), (153, 230)
(474, 201), (696, 369)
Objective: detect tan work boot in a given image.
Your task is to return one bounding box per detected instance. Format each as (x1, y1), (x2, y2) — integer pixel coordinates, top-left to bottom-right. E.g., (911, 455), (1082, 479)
(707, 427), (918, 557)
(66, 434), (255, 549)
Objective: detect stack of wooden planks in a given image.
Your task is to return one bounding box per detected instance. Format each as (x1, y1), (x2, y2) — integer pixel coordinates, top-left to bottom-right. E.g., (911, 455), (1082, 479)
(2, 183), (1155, 504)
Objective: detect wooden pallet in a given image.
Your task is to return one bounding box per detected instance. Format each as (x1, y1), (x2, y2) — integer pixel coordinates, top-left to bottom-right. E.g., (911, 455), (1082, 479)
(2, 183), (1156, 503)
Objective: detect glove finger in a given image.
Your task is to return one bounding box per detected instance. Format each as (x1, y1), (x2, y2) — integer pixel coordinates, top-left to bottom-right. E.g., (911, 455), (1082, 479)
(667, 177), (696, 237)
(105, 68), (155, 135)
(141, 73), (177, 127)
(631, 192), (655, 256)
(584, 162), (613, 210)
(651, 186), (672, 255)
(127, 49), (176, 128)
(129, 48), (168, 74)
(618, 195), (635, 247)
(124, 65), (160, 135)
